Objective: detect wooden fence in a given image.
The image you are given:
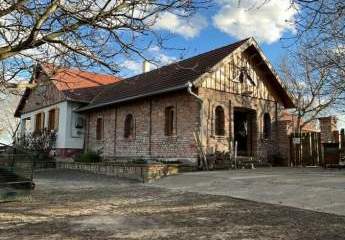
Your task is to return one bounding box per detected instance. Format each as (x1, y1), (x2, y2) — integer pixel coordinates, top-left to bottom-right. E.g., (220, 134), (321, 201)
(289, 132), (322, 166)
(289, 130), (345, 167)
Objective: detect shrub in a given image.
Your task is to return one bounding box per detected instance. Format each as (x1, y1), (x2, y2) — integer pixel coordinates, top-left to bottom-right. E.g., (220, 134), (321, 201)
(132, 159), (147, 164)
(74, 151), (101, 163)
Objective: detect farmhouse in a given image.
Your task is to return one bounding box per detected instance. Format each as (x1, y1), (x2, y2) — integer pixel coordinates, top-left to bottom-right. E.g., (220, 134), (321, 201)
(77, 37), (294, 165)
(16, 37), (313, 166)
(14, 64), (120, 157)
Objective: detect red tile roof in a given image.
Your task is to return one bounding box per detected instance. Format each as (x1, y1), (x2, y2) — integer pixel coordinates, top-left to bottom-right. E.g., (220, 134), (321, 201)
(14, 65), (121, 117)
(40, 64), (121, 102)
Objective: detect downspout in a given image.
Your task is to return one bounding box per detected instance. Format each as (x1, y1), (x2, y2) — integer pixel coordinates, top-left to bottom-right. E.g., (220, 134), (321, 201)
(186, 82), (204, 158)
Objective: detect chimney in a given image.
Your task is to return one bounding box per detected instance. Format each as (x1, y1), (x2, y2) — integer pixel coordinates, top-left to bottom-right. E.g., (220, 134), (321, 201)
(319, 116), (337, 143)
(143, 61), (151, 73)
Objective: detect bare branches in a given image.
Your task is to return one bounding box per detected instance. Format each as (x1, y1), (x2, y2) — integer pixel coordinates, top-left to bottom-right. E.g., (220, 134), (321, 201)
(280, 49), (342, 130)
(0, 0), (210, 91)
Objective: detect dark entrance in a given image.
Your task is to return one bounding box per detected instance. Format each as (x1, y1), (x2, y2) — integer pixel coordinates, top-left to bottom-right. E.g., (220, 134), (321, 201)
(234, 109), (255, 156)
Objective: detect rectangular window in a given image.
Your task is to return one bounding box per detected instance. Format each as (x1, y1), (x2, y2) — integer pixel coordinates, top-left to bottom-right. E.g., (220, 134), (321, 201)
(48, 108), (59, 131)
(34, 112), (45, 133)
(165, 106), (175, 136)
(96, 117), (103, 140)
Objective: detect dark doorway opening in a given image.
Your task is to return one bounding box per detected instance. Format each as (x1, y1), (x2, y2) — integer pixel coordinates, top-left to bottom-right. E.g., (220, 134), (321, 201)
(234, 109), (255, 156)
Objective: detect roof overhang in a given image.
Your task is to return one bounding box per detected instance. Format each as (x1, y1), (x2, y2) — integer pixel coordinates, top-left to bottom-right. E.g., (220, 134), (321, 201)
(76, 83), (189, 112)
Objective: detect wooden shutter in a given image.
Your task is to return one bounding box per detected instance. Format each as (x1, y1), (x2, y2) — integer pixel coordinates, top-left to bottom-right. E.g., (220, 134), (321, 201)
(55, 108), (59, 130)
(41, 112), (45, 130)
(35, 113), (41, 132)
(48, 109), (54, 130)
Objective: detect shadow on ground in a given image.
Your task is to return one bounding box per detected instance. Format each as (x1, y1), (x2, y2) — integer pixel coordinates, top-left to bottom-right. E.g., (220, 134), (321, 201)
(0, 169), (344, 240)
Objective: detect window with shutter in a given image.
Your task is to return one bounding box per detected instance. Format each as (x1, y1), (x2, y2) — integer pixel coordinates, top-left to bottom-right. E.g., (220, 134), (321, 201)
(48, 109), (56, 131)
(124, 114), (134, 138)
(165, 106), (174, 136)
(35, 112), (45, 133)
(215, 106), (225, 136)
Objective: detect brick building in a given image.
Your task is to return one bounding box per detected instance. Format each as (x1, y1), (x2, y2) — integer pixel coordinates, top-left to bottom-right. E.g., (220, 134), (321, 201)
(77, 38), (295, 165)
(15, 38), (299, 165)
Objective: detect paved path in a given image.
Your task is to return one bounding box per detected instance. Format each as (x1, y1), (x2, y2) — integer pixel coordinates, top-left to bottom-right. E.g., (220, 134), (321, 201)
(149, 167), (345, 215)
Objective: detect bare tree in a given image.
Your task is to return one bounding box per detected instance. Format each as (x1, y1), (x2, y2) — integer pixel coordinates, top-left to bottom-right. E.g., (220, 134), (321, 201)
(280, 50), (341, 133)
(0, 0), (209, 91)
(242, 0), (345, 110)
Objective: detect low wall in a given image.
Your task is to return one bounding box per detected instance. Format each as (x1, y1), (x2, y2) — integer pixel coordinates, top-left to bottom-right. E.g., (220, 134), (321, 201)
(56, 161), (179, 182)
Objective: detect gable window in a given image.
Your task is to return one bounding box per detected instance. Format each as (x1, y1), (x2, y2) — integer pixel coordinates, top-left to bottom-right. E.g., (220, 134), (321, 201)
(263, 113), (271, 139)
(124, 114), (134, 138)
(34, 112), (45, 133)
(165, 106), (175, 136)
(239, 71), (244, 83)
(96, 117), (103, 140)
(215, 106), (225, 136)
(48, 108), (59, 131)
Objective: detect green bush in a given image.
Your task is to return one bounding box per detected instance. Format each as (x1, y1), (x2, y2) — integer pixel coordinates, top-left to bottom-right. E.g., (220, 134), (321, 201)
(132, 159), (147, 164)
(74, 151), (101, 163)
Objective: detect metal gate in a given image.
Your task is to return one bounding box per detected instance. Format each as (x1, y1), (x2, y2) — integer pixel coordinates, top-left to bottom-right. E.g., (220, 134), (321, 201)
(0, 143), (35, 201)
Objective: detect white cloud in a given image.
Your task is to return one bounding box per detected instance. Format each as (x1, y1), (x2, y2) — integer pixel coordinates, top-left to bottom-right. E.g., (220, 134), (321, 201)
(148, 46), (176, 65)
(121, 60), (143, 75)
(213, 0), (297, 43)
(153, 12), (207, 39)
(120, 46), (177, 76)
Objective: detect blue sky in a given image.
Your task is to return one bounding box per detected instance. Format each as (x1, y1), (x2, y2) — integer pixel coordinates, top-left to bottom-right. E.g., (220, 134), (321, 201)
(120, 0), (297, 77)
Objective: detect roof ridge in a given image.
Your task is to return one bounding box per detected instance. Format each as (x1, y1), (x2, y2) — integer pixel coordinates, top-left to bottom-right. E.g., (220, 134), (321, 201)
(125, 38), (250, 80)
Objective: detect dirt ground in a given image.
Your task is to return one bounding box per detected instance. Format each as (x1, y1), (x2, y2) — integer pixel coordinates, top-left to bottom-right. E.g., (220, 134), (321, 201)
(0, 169), (344, 240)
(150, 167), (345, 215)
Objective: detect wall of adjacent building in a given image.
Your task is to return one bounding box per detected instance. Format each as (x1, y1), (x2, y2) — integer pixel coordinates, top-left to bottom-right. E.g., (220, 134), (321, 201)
(19, 101), (85, 157)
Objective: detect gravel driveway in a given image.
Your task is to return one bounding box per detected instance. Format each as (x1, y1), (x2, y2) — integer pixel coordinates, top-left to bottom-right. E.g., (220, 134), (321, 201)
(0, 169), (344, 240)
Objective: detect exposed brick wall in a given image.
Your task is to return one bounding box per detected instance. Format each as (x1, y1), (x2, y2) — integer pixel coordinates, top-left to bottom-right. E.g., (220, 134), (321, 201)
(85, 87), (293, 165)
(86, 91), (200, 163)
(198, 87), (282, 162)
(319, 116), (338, 143)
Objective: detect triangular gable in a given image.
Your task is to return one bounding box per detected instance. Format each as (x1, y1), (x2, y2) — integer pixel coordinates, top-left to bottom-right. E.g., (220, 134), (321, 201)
(194, 37), (294, 108)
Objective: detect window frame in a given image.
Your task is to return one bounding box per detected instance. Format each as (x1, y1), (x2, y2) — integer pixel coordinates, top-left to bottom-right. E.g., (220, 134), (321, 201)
(34, 112), (45, 133)
(165, 106), (175, 136)
(124, 114), (135, 139)
(96, 117), (104, 141)
(215, 106), (225, 136)
(263, 113), (271, 139)
(48, 108), (59, 131)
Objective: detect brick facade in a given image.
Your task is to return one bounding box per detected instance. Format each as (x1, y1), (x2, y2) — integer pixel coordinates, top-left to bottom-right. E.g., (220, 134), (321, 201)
(86, 91), (200, 164)
(85, 87), (287, 165)
(319, 116), (338, 143)
(198, 87), (283, 162)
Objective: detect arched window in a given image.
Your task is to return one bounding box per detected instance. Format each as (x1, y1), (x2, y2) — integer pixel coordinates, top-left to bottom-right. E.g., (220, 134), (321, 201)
(215, 106), (225, 136)
(165, 106), (175, 136)
(124, 114), (134, 138)
(263, 113), (271, 139)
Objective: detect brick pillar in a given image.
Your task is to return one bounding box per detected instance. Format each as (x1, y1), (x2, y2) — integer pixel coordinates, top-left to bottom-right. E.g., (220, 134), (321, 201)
(319, 116), (337, 143)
